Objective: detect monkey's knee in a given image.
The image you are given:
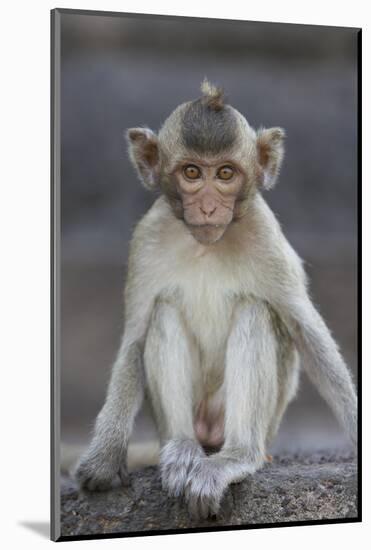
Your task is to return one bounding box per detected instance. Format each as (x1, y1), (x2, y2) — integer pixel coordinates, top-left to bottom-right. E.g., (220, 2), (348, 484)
(233, 299), (276, 334)
(228, 300), (278, 368)
(146, 299), (184, 342)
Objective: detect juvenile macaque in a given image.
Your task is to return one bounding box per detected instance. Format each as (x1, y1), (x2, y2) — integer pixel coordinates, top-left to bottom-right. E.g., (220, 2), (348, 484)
(75, 80), (357, 518)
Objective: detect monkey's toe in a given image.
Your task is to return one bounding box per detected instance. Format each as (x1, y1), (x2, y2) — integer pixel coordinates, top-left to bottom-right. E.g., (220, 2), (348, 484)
(161, 463), (189, 497)
(184, 458), (228, 520)
(186, 485), (226, 520)
(160, 439), (205, 497)
(188, 492), (222, 520)
(119, 463), (130, 487)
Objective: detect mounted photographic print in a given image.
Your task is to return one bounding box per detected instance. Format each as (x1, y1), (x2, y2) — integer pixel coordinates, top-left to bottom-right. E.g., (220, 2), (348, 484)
(51, 8), (361, 542)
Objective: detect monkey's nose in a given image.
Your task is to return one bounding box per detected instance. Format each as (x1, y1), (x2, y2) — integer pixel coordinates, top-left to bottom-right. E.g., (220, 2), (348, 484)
(200, 205), (217, 218)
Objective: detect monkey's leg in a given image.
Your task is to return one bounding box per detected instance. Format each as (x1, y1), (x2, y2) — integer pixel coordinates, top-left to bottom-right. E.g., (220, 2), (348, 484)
(144, 300), (205, 497)
(266, 350), (299, 448)
(75, 339), (144, 491)
(185, 301), (278, 518)
(266, 318), (300, 447)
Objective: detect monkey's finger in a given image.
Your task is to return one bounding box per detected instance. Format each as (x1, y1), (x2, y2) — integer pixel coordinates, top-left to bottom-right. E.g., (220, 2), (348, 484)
(188, 495), (203, 521)
(119, 464), (130, 487)
(199, 495), (211, 520)
(209, 495), (221, 518)
(86, 476), (113, 492)
(76, 468), (101, 492)
(218, 488), (233, 520)
(77, 475), (92, 491)
(185, 484), (202, 520)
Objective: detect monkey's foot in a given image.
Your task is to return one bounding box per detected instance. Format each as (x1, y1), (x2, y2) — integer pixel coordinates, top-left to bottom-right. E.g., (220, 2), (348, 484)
(75, 452), (129, 492)
(160, 439), (205, 498)
(184, 457), (232, 519)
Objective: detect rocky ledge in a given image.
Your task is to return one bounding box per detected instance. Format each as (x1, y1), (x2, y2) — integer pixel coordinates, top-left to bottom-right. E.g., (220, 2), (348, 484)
(60, 453), (358, 538)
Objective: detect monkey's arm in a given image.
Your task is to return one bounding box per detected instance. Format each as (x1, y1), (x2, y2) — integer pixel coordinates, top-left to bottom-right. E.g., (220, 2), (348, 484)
(263, 232), (357, 448)
(74, 338), (144, 490)
(275, 288), (357, 447)
(252, 197), (357, 448)
(75, 220), (159, 490)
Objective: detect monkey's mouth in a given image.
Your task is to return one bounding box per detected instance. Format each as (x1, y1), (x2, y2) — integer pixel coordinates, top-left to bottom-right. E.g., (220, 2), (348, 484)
(187, 224), (227, 245)
(190, 223), (225, 229)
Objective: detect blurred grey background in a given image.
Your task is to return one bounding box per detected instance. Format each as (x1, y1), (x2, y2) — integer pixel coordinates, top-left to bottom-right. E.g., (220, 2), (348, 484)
(60, 12), (358, 464)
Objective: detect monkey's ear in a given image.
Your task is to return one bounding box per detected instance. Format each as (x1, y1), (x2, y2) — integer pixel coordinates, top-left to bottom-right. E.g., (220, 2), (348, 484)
(126, 128), (160, 190)
(256, 127), (285, 190)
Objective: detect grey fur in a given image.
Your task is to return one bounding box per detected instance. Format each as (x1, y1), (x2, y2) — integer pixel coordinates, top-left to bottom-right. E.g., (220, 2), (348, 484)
(74, 341), (144, 491)
(160, 439), (205, 497)
(182, 100), (237, 154)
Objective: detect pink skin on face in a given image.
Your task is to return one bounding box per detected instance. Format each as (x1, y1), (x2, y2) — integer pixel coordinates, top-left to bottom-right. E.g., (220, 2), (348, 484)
(174, 161), (245, 245)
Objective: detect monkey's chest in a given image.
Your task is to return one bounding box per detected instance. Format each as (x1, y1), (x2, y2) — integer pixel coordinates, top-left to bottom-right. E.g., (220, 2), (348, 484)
(185, 289), (233, 346)
(180, 282), (237, 390)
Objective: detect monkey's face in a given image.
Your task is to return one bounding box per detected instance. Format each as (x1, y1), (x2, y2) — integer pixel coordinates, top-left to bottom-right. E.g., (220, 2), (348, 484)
(172, 160), (245, 245)
(127, 83), (286, 245)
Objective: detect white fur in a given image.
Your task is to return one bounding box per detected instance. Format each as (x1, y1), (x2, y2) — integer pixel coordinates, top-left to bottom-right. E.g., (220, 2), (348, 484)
(75, 190), (356, 516)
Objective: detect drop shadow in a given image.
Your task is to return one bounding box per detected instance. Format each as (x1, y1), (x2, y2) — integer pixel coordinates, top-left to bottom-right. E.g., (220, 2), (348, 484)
(19, 521), (50, 539)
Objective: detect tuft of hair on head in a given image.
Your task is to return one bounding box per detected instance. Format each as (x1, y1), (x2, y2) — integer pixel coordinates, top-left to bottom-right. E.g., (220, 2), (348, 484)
(200, 78), (225, 111)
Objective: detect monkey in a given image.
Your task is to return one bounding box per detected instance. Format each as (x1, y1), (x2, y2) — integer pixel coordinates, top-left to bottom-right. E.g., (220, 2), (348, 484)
(75, 79), (357, 519)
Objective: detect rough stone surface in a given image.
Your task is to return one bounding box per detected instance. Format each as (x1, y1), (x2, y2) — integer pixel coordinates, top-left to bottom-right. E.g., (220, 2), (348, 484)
(60, 452), (358, 538)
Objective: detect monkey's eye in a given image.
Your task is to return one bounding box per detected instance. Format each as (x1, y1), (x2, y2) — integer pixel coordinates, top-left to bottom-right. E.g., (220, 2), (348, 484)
(217, 165), (235, 181)
(183, 164), (201, 180)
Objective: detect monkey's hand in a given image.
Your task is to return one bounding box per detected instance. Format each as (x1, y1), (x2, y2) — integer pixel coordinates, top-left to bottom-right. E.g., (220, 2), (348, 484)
(74, 443), (129, 492)
(160, 439), (206, 498)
